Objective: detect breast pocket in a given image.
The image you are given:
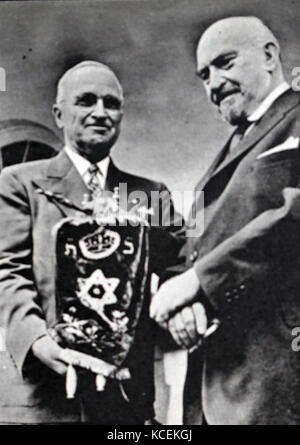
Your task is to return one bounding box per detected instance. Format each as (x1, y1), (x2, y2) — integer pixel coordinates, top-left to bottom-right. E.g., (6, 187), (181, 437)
(250, 155), (300, 206)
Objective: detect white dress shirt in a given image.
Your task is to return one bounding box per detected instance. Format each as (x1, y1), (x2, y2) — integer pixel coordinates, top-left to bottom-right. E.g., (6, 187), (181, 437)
(64, 145), (110, 190)
(245, 81), (290, 136)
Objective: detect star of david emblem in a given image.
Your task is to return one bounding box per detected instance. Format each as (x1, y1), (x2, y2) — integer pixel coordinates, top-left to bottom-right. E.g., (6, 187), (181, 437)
(76, 269), (120, 330)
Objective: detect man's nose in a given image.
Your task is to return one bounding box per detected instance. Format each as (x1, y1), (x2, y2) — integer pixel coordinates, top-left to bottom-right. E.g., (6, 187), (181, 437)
(207, 67), (225, 99)
(91, 98), (107, 118)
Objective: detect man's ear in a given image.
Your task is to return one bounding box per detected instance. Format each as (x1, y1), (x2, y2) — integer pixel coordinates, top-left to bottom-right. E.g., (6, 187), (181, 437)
(52, 103), (64, 129)
(264, 42), (280, 72)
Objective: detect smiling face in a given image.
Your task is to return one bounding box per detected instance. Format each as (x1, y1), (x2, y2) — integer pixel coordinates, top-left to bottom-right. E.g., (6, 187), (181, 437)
(196, 22), (275, 126)
(53, 66), (124, 162)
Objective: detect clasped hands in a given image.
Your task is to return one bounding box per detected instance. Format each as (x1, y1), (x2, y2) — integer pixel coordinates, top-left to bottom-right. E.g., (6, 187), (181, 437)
(150, 268), (208, 349)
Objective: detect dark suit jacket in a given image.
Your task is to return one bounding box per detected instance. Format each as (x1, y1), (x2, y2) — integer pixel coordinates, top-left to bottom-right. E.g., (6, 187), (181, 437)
(184, 88), (300, 425)
(0, 150), (183, 424)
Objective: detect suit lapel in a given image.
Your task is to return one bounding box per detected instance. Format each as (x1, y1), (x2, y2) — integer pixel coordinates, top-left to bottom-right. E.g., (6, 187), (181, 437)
(195, 141), (230, 191)
(202, 89), (300, 190)
(105, 162), (142, 211)
(104, 161), (127, 192)
(33, 153), (130, 216)
(32, 150), (89, 216)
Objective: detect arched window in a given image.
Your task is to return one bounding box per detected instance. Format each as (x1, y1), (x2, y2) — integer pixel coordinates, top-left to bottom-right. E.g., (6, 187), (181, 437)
(0, 119), (61, 172)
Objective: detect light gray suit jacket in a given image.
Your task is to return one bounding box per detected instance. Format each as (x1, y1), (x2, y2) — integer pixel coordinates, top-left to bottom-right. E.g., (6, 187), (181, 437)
(0, 150), (183, 423)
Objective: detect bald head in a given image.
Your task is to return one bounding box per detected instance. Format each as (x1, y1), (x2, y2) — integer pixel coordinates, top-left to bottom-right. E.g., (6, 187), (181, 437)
(56, 61), (123, 105)
(196, 17), (285, 126)
(199, 17), (280, 56)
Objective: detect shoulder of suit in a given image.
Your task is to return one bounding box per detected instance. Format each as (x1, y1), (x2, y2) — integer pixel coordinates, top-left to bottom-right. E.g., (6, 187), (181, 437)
(0, 156), (54, 180)
(290, 89), (300, 105)
(283, 88), (300, 109)
(113, 164), (167, 192)
(283, 90), (300, 125)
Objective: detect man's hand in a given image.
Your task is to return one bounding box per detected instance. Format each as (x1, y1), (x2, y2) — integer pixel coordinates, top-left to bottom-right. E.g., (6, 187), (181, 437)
(150, 268), (201, 326)
(167, 302), (207, 349)
(31, 335), (70, 375)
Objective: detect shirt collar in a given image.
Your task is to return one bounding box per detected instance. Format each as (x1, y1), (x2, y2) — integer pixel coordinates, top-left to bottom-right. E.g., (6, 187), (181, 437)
(64, 144), (110, 182)
(248, 81), (290, 123)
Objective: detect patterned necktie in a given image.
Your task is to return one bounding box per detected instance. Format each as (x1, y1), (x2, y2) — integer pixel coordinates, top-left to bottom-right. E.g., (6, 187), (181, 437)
(87, 164), (101, 193)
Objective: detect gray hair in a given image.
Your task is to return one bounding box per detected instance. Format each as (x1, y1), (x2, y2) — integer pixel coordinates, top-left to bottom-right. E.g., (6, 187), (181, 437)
(56, 60), (124, 105)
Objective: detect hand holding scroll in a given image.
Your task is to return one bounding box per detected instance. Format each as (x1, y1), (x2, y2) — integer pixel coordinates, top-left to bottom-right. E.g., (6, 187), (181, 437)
(32, 335), (70, 375)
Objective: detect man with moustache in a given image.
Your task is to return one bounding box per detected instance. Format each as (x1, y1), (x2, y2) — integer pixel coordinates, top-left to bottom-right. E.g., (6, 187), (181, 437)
(0, 61), (183, 424)
(151, 17), (300, 424)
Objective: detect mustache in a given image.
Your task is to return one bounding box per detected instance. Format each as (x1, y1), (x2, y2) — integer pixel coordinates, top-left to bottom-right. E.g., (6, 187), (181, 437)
(211, 86), (240, 106)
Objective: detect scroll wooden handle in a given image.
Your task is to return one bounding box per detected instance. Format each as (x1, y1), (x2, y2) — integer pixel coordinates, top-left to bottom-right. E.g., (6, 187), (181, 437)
(65, 364), (77, 399)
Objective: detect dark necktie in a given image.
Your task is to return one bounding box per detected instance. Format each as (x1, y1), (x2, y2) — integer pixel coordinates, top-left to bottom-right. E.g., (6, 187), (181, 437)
(229, 118), (252, 153)
(87, 164), (101, 193)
